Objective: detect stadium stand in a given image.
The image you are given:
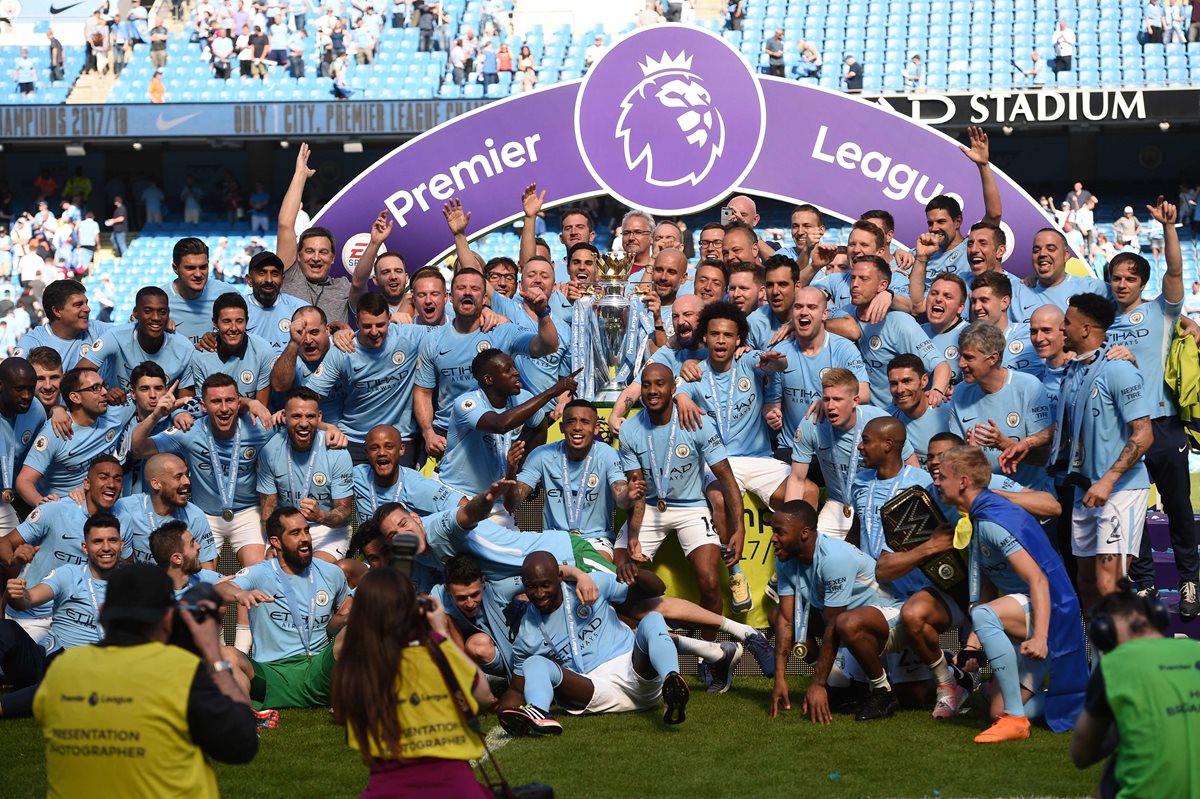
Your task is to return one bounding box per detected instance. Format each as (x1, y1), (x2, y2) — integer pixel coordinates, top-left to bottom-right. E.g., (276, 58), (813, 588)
(7, 0), (1200, 104)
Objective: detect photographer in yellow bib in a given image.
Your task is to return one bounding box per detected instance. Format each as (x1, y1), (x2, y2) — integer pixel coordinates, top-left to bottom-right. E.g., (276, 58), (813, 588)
(33, 563), (258, 799)
(332, 561), (496, 799)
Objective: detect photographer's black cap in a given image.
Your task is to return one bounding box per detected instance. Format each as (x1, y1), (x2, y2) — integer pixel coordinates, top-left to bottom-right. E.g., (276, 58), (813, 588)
(248, 250), (286, 273)
(100, 564), (175, 624)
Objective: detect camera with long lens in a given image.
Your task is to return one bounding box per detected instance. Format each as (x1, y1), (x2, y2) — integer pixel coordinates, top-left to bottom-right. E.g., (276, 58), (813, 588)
(383, 532), (431, 610)
(168, 581), (223, 653)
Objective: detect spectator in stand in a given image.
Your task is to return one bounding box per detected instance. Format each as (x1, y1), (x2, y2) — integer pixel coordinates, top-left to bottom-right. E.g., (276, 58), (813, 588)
(331, 52), (353, 99)
(1184, 281), (1200, 321)
(1090, 232), (1117, 279)
(636, 1), (664, 27)
(765, 28), (785, 78)
(1051, 20), (1075, 76)
(288, 29), (307, 79)
(236, 24), (253, 79)
(249, 25), (270, 81)
(268, 13), (290, 66)
(353, 18), (375, 65)
(291, 0), (309, 31)
(1023, 48), (1043, 85)
(104, 197), (127, 258)
(1066, 181), (1093, 211)
(415, 0), (435, 52)
(1055, 201), (1073, 228)
(519, 63), (537, 92)
(1113, 206), (1142, 252)
(1165, 0), (1188, 42)
(450, 38), (466, 86)
(842, 52), (863, 92)
(181, 179), (203, 225)
(480, 41), (498, 92)
(13, 48), (37, 96)
(726, 0), (743, 31)
(1190, 0), (1200, 43)
(84, 9), (105, 73)
(1145, 212), (1165, 271)
(434, 3), (452, 52)
(795, 40), (822, 80)
(92, 275), (116, 322)
(517, 44), (533, 72)
(1074, 195), (1096, 250)
(249, 184), (271, 233)
(148, 69), (166, 103)
(111, 15), (130, 76)
(149, 17), (169, 70)
(584, 35), (604, 72)
(93, 23), (113, 73)
(211, 27), (235, 79)
(1180, 183), (1197, 227)
(902, 53), (923, 92)
(1145, 0), (1164, 43)
(128, 0), (150, 43)
(75, 213), (100, 273)
(46, 30), (63, 83)
(142, 181), (165, 224)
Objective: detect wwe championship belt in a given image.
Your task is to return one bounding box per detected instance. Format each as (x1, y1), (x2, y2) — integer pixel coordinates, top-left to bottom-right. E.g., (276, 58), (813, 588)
(881, 486), (967, 598)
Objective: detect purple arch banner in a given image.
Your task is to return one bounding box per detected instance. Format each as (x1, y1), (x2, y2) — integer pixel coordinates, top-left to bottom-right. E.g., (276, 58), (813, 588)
(315, 24), (1053, 279)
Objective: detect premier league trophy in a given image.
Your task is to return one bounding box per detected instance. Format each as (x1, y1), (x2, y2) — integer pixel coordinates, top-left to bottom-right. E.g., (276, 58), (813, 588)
(585, 252), (639, 400)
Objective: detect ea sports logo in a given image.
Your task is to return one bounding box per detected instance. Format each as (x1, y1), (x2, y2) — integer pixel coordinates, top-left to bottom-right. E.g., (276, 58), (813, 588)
(341, 232), (386, 272)
(575, 25), (765, 214)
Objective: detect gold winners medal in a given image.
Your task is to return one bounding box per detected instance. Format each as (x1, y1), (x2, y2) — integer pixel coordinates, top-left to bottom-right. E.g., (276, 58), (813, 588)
(1, 489), (12, 504)
(792, 642), (808, 659)
(569, 529), (581, 537)
(656, 499), (667, 513)
(842, 504), (852, 518)
(222, 509), (235, 522)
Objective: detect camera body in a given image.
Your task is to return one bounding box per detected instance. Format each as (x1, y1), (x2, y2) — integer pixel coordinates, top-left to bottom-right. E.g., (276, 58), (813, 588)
(168, 581), (223, 653)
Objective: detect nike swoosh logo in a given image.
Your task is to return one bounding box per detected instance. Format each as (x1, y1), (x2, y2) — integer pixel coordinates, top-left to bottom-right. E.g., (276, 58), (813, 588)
(1179, 444), (1189, 454)
(352, 363), (368, 373)
(50, 1), (85, 12)
(1106, 531), (1121, 544)
(961, 417), (977, 424)
(155, 112), (202, 132)
(438, 349), (454, 356)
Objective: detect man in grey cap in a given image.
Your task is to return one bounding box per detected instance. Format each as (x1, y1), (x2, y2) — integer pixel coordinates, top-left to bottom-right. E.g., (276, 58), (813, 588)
(33, 563), (258, 794)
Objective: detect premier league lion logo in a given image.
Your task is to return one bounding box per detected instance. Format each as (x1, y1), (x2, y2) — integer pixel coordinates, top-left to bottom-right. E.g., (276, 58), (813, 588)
(615, 51), (725, 188)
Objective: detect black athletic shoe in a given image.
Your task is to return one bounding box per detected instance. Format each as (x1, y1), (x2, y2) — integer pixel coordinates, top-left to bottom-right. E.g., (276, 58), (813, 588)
(854, 687), (899, 721)
(662, 671), (690, 725)
(705, 641), (744, 694)
(497, 705), (563, 737)
(1180, 581), (1199, 621)
(743, 631), (776, 677)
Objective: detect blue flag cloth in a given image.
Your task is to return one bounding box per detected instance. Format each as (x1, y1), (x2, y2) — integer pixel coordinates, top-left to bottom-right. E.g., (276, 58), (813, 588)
(969, 489), (1089, 733)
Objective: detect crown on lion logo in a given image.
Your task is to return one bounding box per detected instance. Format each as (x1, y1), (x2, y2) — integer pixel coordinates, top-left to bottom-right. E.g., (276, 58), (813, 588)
(638, 51), (694, 76)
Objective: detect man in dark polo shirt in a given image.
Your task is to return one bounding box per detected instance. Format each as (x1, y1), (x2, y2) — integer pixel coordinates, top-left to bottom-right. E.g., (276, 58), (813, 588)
(276, 143), (352, 327)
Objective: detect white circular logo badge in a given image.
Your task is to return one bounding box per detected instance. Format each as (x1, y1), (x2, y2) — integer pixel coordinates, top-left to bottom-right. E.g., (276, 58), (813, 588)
(90, 339), (103, 352)
(105, 429), (116, 442)
(34, 435), (47, 451)
(675, 444), (690, 458)
(312, 472), (327, 487)
(1008, 340), (1023, 354)
(240, 370), (254, 384)
(461, 398), (476, 411)
(1005, 412), (1021, 428)
(392, 351), (405, 365)
(1129, 311), (1145, 325)
(80, 344), (91, 356)
(313, 364), (324, 377)
(1091, 385), (1100, 399)
(737, 377), (751, 392)
(945, 346), (958, 360)
(937, 563), (954, 581)
(476, 340), (491, 353)
(29, 508), (41, 522)
(21, 431), (31, 445)
(576, 603), (591, 619)
(868, 335), (882, 350)
(340, 232), (385, 273)
(819, 367), (831, 379)
(315, 590), (330, 607)
(243, 447), (257, 460)
(278, 319), (291, 333)
(587, 473), (600, 488)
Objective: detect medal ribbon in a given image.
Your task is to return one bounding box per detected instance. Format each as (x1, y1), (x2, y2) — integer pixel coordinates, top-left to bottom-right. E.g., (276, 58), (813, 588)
(271, 559), (318, 655)
(286, 431), (323, 506)
(203, 419), (242, 513)
(561, 447), (595, 532)
(646, 411), (679, 507)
